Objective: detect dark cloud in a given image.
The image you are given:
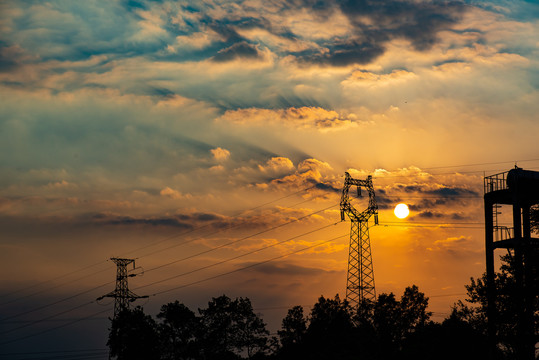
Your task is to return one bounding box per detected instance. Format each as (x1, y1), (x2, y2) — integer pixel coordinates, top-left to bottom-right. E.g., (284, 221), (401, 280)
(0, 44), (24, 73)
(393, 183), (478, 198)
(415, 210), (444, 219)
(375, 195), (398, 210)
(92, 212), (240, 229)
(292, 0), (466, 66)
(212, 42), (261, 62)
(314, 181), (341, 193)
(93, 214), (194, 228)
(238, 261), (335, 276)
(427, 187), (478, 197)
(341, 0), (466, 49)
(300, 40), (384, 66)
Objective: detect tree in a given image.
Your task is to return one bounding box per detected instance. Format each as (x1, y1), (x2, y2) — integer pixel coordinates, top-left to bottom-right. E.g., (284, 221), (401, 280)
(463, 251), (539, 359)
(198, 295), (272, 360)
(278, 305), (306, 348)
(157, 301), (199, 360)
(368, 286), (432, 358)
(277, 306), (307, 359)
(302, 295), (358, 360)
(107, 307), (160, 360)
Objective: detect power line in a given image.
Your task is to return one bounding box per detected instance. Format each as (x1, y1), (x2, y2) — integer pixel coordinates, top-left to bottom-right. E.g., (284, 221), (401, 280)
(375, 157), (539, 174)
(0, 281), (112, 322)
(0, 261), (111, 305)
(133, 196), (318, 261)
(413, 158), (539, 171)
(0, 199), (334, 338)
(140, 203), (338, 276)
(123, 185), (318, 258)
(0, 308), (110, 346)
(150, 233), (349, 297)
(1, 200), (330, 342)
(0, 267), (113, 308)
(134, 221), (340, 291)
(377, 223), (484, 229)
(0, 232), (348, 345)
(0, 348), (109, 360)
(0, 300), (96, 336)
(372, 165), (539, 179)
(1, 186), (318, 307)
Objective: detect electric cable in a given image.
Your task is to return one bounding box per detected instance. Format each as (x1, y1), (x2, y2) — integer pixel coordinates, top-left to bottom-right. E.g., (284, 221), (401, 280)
(1, 186), (319, 309)
(133, 196), (319, 261)
(134, 221), (340, 291)
(0, 281), (113, 322)
(0, 267), (113, 307)
(0, 300), (96, 335)
(0, 231), (348, 344)
(0, 192), (329, 337)
(0, 260), (111, 305)
(0, 348), (109, 360)
(123, 185), (318, 258)
(150, 232), (349, 297)
(0, 307), (110, 346)
(139, 203), (338, 275)
(1, 186), (318, 306)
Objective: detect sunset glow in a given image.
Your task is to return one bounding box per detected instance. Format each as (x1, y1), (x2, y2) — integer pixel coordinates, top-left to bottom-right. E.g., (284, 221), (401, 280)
(0, 0), (538, 354)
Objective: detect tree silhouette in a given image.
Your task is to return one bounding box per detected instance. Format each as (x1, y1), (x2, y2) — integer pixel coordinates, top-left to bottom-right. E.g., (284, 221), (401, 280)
(303, 295), (357, 359)
(277, 288), (432, 359)
(197, 295), (272, 360)
(462, 250), (539, 359)
(276, 305), (306, 359)
(157, 301), (199, 360)
(107, 306), (160, 360)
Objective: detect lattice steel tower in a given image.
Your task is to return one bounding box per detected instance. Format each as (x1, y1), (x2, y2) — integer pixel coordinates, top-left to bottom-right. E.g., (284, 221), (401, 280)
(97, 258), (148, 318)
(340, 172), (378, 307)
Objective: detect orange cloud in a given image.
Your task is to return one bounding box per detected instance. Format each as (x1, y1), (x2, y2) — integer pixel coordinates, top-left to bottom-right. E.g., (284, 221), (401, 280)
(210, 147), (231, 162)
(217, 107), (358, 131)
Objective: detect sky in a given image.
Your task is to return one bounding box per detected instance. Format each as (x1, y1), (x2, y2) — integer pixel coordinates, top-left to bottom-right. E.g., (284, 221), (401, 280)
(1, 0), (539, 356)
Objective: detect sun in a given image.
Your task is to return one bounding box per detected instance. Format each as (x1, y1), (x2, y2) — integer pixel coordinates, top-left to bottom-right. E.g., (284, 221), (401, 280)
(394, 203), (410, 219)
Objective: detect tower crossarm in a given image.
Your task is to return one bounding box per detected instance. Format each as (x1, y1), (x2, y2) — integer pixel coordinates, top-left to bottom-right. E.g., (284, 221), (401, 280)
(340, 172), (378, 223)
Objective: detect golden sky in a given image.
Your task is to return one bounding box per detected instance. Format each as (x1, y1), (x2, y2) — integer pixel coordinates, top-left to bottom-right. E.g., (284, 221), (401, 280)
(1, 0), (538, 353)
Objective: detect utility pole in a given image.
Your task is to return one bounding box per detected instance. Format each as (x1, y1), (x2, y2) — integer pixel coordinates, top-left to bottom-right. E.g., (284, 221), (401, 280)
(340, 172), (378, 308)
(97, 258), (148, 319)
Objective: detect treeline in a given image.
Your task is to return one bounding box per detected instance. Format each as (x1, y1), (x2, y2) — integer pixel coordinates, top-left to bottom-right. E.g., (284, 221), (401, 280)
(107, 285), (492, 360)
(107, 211), (539, 359)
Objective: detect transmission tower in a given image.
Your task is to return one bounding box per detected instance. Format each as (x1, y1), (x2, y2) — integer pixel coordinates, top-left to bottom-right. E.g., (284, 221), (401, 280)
(97, 258), (148, 318)
(340, 172), (378, 308)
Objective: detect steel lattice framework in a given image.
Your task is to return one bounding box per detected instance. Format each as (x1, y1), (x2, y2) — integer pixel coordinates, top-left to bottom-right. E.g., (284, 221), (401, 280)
(97, 258), (148, 318)
(340, 172), (378, 307)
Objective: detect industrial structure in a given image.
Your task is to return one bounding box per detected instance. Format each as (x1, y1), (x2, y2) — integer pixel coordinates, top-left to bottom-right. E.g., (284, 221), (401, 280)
(484, 167), (539, 360)
(340, 172), (379, 308)
(97, 258), (148, 319)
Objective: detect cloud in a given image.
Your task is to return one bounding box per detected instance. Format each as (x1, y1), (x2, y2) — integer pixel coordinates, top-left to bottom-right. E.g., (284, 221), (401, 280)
(218, 107), (359, 131)
(258, 157), (295, 174)
(210, 147), (231, 161)
(212, 41), (261, 62)
(239, 261), (337, 276)
(427, 235), (480, 257)
(256, 158), (341, 199)
(160, 186), (189, 200)
(288, 0), (467, 66)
